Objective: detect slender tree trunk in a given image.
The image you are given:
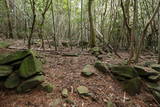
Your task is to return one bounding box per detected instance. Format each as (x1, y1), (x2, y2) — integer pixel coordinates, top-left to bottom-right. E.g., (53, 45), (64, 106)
(28, 0), (36, 49)
(51, 0), (57, 51)
(157, 11), (160, 63)
(88, 0), (96, 48)
(4, 0), (13, 39)
(67, 0), (72, 49)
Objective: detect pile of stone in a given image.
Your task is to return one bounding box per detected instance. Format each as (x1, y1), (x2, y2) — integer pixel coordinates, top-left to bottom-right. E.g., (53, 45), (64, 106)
(94, 61), (160, 102)
(0, 50), (45, 93)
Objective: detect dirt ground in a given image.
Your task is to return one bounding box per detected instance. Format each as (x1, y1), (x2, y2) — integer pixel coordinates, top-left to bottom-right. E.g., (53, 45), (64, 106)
(0, 40), (159, 107)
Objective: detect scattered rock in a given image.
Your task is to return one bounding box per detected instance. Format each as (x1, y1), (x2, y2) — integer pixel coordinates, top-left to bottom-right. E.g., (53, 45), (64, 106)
(62, 88), (68, 98)
(41, 82), (55, 93)
(77, 86), (89, 96)
(95, 61), (108, 73)
(17, 75), (44, 93)
(19, 55), (43, 78)
(123, 77), (141, 96)
(0, 65), (13, 77)
(4, 72), (20, 89)
(81, 65), (94, 77)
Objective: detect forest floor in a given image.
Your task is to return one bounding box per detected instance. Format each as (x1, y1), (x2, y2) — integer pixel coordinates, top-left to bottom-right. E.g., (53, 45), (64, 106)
(0, 39), (159, 107)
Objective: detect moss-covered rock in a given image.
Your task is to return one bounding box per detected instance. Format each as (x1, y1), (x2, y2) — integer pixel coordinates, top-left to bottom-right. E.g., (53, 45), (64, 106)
(95, 61), (108, 73)
(19, 55), (42, 78)
(0, 50), (32, 65)
(0, 65), (13, 77)
(77, 86), (89, 96)
(123, 77), (141, 96)
(134, 66), (159, 77)
(110, 66), (138, 79)
(17, 75), (44, 93)
(81, 65), (94, 77)
(4, 72), (21, 89)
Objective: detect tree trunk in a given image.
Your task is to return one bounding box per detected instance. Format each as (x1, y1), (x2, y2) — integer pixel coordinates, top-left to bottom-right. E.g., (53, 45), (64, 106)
(28, 0), (36, 49)
(4, 0), (13, 39)
(88, 0), (96, 48)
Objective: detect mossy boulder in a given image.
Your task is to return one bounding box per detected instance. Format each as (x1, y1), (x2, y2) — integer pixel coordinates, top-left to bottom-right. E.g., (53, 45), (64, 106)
(134, 66), (159, 76)
(110, 66), (138, 79)
(4, 72), (21, 89)
(17, 75), (44, 93)
(151, 64), (160, 72)
(0, 65), (13, 77)
(19, 55), (42, 78)
(77, 86), (89, 96)
(0, 50), (32, 65)
(95, 61), (108, 73)
(81, 65), (94, 77)
(123, 77), (141, 96)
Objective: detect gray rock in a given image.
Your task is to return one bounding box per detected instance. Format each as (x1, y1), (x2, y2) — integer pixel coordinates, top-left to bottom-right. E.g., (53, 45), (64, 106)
(62, 88), (68, 98)
(77, 86), (89, 95)
(81, 65), (94, 77)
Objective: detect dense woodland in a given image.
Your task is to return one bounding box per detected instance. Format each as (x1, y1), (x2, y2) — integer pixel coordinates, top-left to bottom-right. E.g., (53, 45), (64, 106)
(0, 0), (160, 107)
